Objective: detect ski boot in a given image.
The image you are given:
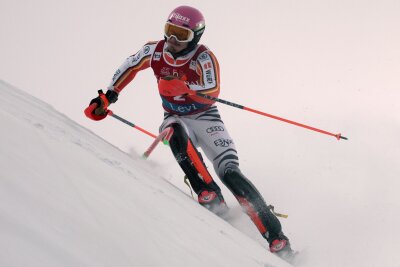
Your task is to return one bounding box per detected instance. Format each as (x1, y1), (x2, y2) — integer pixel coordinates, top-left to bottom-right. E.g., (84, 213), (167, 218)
(198, 190), (228, 216)
(269, 232), (298, 264)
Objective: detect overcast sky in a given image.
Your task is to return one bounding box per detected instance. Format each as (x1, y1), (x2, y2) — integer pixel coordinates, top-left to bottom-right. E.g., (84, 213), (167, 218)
(1, 0), (399, 164)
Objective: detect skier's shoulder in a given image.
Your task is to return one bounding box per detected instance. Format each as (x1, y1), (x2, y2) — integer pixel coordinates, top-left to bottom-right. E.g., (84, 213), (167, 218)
(144, 40), (158, 46)
(196, 43), (210, 55)
(195, 44), (218, 63)
(126, 41), (161, 65)
(139, 40), (161, 55)
(143, 40), (163, 50)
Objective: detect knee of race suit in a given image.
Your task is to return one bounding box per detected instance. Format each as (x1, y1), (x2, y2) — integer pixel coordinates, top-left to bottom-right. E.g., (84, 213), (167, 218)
(167, 123), (220, 194)
(222, 166), (283, 242)
(213, 150), (240, 179)
(166, 123), (189, 162)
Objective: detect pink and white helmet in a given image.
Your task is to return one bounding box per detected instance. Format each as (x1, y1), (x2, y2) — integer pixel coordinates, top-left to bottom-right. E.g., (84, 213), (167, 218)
(165, 6), (206, 51)
(167, 5), (205, 32)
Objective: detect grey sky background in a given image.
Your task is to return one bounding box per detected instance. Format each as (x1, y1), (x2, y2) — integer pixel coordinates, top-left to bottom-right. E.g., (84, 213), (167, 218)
(1, 0), (400, 264)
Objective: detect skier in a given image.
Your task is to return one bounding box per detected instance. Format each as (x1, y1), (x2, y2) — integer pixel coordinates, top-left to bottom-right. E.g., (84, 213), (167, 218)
(85, 5), (294, 259)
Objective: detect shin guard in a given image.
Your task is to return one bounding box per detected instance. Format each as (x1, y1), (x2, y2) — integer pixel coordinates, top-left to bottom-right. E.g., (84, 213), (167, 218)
(222, 167), (282, 242)
(168, 123), (222, 195)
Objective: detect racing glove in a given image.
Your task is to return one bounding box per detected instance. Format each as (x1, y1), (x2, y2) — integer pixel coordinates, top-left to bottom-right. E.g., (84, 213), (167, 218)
(158, 76), (194, 97)
(84, 89), (118, 121)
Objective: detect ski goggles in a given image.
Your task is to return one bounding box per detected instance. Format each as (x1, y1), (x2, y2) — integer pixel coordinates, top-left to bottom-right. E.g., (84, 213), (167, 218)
(164, 22), (194, 42)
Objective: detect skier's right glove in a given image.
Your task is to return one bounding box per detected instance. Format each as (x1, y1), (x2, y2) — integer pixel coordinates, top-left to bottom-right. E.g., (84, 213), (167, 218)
(84, 89), (118, 121)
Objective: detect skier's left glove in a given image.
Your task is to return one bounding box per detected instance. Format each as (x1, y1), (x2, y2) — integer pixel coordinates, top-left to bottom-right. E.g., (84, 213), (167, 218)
(158, 76), (194, 97)
(84, 90), (118, 121)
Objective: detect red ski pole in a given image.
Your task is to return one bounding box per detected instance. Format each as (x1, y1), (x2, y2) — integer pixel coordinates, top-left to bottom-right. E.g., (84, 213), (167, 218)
(142, 127), (173, 158)
(196, 93), (348, 141)
(106, 110), (158, 139)
(85, 102), (169, 157)
(84, 102), (158, 139)
(106, 110), (170, 158)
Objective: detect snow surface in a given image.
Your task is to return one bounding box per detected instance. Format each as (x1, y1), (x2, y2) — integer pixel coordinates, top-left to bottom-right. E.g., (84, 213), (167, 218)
(0, 80), (293, 267)
(1, 79), (400, 267)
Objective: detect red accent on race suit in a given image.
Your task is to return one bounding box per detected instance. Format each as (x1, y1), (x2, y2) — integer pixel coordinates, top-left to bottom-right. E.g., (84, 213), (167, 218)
(186, 139), (214, 184)
(236, 196), (268, 234)
(109, 40), (221, 115)
(151, 40), (219, 115)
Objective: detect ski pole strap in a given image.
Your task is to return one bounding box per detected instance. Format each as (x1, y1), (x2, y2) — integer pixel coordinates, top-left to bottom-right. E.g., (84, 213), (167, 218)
(195, 92), (348, 141)
(268, 205), (288, 219)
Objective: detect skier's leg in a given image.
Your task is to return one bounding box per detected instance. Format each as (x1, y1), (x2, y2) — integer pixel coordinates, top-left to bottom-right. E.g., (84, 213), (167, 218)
(223, 167), (295, 260)
(166, 122), (227, 214)
(221, 167), (284, 239)
(191, 108), (292, 253)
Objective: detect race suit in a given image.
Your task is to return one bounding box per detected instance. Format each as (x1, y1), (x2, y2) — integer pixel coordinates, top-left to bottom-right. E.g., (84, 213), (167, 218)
(107, 40), (239, 177)
(106, 40), (283, 242)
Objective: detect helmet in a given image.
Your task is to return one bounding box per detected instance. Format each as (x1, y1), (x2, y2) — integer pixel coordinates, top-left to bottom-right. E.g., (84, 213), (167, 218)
(165, 6), (206, 55)
(167, 5), (205, 32)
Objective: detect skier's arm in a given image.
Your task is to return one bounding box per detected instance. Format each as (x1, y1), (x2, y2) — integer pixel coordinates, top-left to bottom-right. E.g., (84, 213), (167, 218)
(107, 41), (157, 94)
(187, 50), (220, 104)
(85, 42), (156, 121)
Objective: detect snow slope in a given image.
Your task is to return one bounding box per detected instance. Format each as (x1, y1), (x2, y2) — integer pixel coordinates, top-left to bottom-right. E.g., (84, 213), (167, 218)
(0, 80), (292, 267)
(1, 79), (400, 267)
